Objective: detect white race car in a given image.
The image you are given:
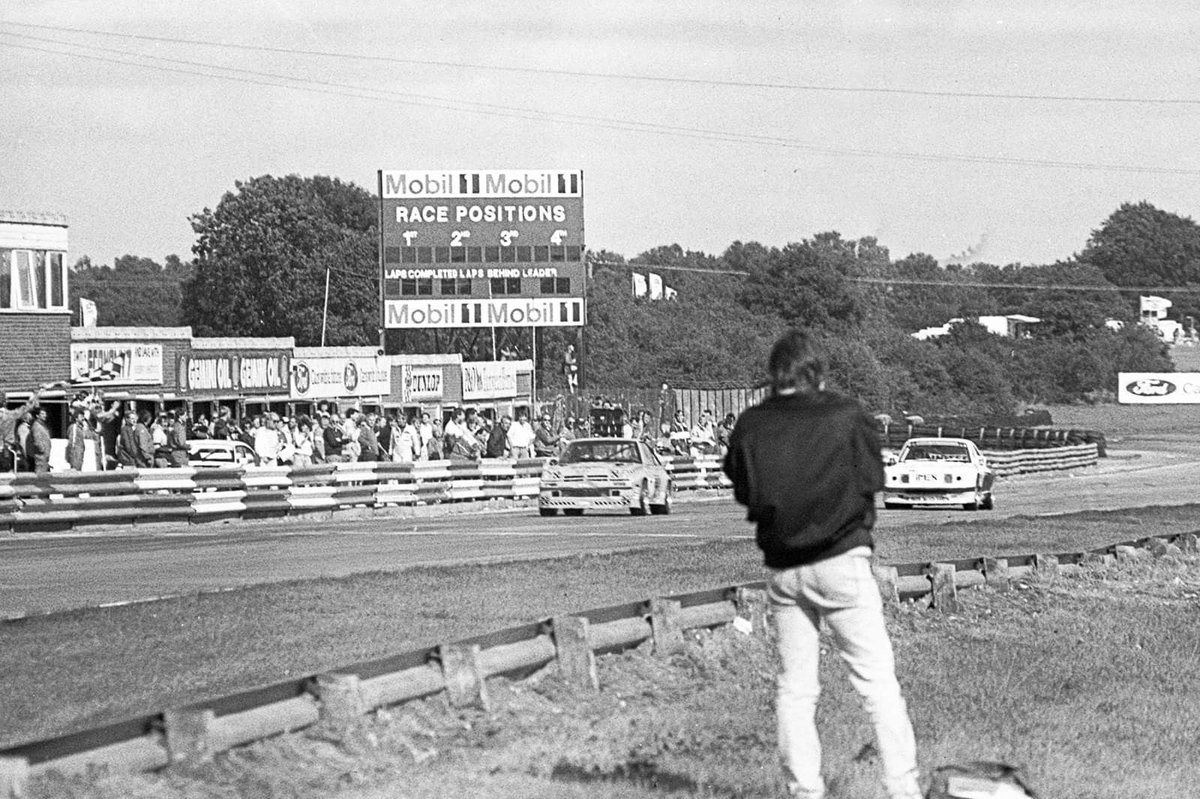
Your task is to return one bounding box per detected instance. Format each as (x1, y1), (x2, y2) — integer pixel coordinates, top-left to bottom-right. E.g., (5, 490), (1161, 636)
(882, 437), (995, 510)
(539, 438), (673, 517)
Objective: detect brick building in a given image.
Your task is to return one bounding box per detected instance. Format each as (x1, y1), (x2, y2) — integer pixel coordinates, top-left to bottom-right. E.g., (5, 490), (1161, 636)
(0, 211), (71, 420)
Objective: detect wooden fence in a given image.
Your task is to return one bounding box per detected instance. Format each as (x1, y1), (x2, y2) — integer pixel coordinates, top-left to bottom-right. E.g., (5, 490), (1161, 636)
(0, 527), (1192, 796)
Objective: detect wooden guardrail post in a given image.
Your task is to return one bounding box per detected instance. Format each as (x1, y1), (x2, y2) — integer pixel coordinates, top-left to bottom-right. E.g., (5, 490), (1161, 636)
(0, 757), (28, 799)
(1034, 554), (1059, 582)
(163, 708), (215, 764)
(735, 587), (771, 634)
(439, 643), (490, 710)
(871, 564), (900, 606)
(316, 673), (366, 723)
(926, 563), (959, 613)
(552, 615), (599, 691)
(650, 597), (685, 655)
(982, 557), (1010, 592)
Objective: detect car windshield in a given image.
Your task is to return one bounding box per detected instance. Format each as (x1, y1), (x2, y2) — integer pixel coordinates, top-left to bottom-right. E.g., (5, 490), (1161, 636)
(559, 441), (641, 464)
(902, 443), (970, 463)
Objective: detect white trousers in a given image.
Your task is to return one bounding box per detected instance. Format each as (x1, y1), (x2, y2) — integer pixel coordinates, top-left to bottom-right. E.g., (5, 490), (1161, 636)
(769, 546), (921, 799)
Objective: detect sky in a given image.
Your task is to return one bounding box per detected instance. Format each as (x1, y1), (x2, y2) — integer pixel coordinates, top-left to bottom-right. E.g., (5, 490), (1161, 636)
(3, 1), (1199, 269)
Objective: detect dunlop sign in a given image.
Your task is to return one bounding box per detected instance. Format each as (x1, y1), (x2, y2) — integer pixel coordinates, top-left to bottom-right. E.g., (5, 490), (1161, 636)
(1118, 372), (1200, 403)
(401, 365), (444, 403)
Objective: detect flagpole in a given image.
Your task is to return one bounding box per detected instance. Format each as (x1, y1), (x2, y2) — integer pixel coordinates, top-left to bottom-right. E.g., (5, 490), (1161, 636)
(321, 267), (331, 347)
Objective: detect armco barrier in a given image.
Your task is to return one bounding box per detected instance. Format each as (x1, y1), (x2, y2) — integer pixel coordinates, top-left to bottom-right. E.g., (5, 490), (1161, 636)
(1, 529), (1193, 794)
(0, 443), (1097, 535)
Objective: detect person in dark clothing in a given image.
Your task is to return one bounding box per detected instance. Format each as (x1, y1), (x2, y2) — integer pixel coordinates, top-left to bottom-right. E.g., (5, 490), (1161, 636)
(486, 415), (511, 458)
(29, 407), (53, 474)
(168, 412), (190, 468)
(722, 330), (920, 799)
(322, 415), (346, 463)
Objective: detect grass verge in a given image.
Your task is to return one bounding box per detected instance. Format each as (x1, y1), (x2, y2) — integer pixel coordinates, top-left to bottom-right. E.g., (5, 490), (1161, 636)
(3, 505), (1200, 753)
(27, 554), (1200, 799)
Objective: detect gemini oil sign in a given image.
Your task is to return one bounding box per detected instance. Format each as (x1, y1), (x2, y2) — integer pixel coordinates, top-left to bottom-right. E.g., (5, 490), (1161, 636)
(378, 169), (585, 330)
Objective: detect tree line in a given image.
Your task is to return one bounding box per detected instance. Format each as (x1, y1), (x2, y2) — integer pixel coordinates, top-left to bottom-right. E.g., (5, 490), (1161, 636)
(70, 175), (1192, 417)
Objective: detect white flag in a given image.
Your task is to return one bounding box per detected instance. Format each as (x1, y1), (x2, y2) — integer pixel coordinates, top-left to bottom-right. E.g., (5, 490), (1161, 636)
(648, 272), (663, 300)
(632, 273), (647, 297)
(80, 297), (98, 327)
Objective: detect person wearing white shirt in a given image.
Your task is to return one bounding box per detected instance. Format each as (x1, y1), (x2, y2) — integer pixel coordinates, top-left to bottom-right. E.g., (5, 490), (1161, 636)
(506, 411), (535, 459)
(253, 416), (281, 465)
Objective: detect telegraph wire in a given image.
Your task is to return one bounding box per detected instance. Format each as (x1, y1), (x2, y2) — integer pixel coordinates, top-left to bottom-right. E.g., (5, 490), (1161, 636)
(2, 34), (1198, 177)
(1, 20), (1196, 107)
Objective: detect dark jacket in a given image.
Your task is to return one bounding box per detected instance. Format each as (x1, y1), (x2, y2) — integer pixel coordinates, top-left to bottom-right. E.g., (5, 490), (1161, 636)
(117, 422), (154, 468)
(168, 421), (190, 467)
(485, 425), (509, 458)
(533, 424), (560, 457)
(722, 390), (883, 569)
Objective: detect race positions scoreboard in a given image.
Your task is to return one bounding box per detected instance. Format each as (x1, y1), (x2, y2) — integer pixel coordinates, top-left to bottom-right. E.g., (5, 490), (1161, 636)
(378, 169), (585, 329)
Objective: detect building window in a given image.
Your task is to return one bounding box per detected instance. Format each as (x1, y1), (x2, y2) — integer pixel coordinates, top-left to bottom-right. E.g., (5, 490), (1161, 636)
(1, 249), (67, 311)
(400, 277), (433, 296)
(540, 277), (570, 294)
(441, 277), (472, 295)
(490, 277), (521, 295)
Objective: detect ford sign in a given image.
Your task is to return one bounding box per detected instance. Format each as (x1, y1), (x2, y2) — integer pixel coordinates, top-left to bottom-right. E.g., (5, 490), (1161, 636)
(1126, 378), (1176, 397)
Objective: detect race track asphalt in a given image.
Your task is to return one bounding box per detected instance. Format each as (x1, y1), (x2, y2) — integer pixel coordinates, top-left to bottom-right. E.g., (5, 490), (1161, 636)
(0, 446), (1194, 614)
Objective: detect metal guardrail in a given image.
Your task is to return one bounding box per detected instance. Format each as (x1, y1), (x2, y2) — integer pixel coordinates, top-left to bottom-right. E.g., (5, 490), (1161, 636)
(0, 442), (1097, 535)
(1, 528), (1194, 796)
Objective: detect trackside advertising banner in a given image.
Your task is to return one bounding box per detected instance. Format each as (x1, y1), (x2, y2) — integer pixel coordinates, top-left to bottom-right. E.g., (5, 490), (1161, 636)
(291, 356), (391, 399)
(1118, 372), (1200, 403)
(461, 361), (519, 400)
(71, 343), (163, 385)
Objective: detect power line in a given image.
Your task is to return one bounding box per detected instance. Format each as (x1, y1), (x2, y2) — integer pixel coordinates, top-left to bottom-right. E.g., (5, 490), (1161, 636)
(3, 34), (1198, 178)
(2, 20), (1196, 107)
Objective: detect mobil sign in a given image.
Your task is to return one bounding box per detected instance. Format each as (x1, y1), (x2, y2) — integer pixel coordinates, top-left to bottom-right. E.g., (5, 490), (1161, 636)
(291, 355), (391, 399)
(1118, 372), (1200, 404)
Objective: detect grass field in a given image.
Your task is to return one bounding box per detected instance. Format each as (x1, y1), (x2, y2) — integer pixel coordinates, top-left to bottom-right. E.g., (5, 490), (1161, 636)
(26, 555), (1200, 799)
(8, 399), (1200, 797)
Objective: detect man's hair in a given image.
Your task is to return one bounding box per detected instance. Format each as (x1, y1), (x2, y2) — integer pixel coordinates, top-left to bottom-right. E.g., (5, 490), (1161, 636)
(768, 329), (824, 395)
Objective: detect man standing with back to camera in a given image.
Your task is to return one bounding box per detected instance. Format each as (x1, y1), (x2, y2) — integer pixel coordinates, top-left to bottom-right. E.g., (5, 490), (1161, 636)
(723, 329), (921, 799)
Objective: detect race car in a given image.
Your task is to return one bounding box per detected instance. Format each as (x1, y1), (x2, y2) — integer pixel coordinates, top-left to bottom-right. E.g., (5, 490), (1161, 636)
(538, 437), (673, 516)
(882, 437), (995, 510)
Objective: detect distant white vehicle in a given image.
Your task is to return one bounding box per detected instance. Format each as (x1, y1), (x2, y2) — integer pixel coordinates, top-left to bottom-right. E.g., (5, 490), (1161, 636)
(882, 437), (994, 511)
(188, 439), (260, 468)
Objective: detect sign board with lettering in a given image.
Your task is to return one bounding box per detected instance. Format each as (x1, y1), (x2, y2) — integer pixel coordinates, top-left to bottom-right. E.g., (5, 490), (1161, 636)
(70, 343), (163, 385)
(291, 356), (391, 399)
(379, 169), (585, 329)
(461, 361), (519, 401)
(1118, 372), (1200, 404)
(176, 352), (291, 396)
(401, 365), (444, 404)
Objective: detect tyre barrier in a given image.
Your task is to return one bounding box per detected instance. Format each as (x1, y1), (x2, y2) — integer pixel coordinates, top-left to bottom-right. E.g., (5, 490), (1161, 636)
(877, 422), (1107, 456)
(1, 529), (1193, 796)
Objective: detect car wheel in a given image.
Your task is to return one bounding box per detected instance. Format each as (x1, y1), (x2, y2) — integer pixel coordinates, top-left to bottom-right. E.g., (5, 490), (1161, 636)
(650, 487), (672, 515)
(563, 508), (584, 516)
(539, 508), (558, 517)
(981, 492), (994, 510)
(631, 483), (650, 516)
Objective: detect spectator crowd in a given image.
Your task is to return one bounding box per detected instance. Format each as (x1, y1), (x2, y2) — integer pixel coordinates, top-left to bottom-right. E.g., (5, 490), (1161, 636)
(2, 388), (739, 474)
